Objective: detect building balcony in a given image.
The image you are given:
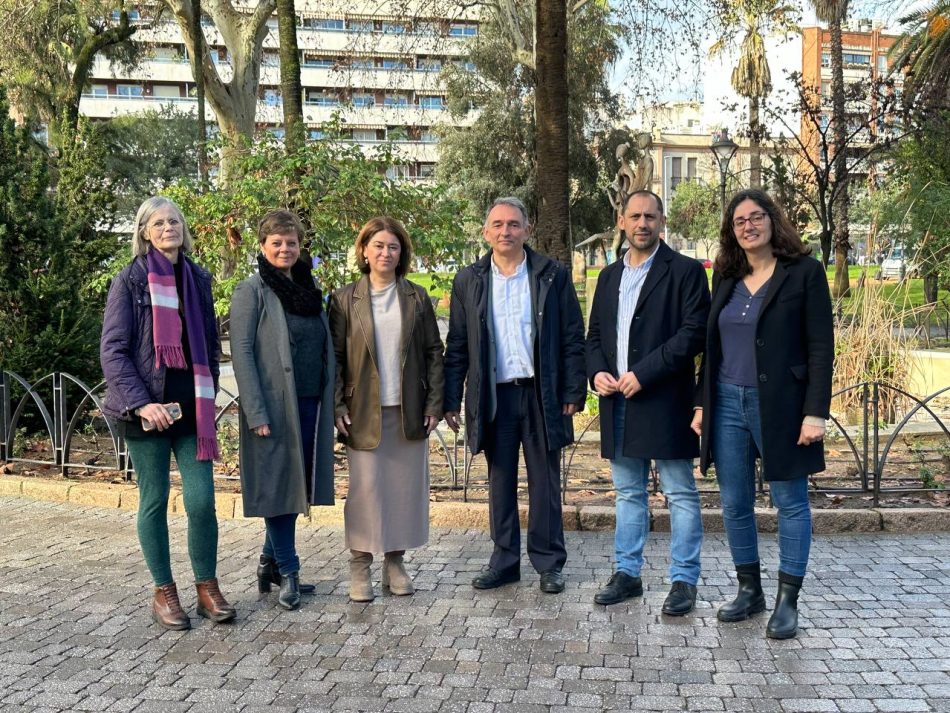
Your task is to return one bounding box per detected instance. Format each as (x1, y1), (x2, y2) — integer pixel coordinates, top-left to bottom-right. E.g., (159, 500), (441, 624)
(297, 66), (445, 91)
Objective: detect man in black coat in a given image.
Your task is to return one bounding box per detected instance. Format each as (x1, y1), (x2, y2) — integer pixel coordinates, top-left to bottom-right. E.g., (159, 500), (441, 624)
(586, 190), (710, 615)
(444, 197), (587, 593)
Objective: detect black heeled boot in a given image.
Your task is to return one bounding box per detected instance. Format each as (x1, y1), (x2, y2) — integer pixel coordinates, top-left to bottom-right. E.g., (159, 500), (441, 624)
(258, 555), (316, 594)
(278, 572), (301, 611)
(766, 571), (803, 639)
(717, 562), (767, 622)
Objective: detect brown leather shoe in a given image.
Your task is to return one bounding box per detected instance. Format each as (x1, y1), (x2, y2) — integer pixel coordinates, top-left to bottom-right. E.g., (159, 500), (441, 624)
(152, 582), (190, 631)
(195, 578), (236, 623)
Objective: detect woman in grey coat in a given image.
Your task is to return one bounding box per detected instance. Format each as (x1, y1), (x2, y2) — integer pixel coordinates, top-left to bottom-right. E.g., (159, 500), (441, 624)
(229, 210), (336, 610)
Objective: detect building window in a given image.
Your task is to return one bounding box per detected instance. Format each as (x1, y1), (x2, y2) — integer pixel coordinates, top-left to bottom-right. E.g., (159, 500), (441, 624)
(263, 89), (282, 106)
(306, 91), (339, 106)
(303, 55), (336, 68)
(351, 93), (375, 107)
(416, 58), (442, 71)
(449, 23), (478, 37)
(877, 54), (888, 72)
(350, 57), (374, 69)
(821, 53), (831, 68)
(90, 84), (108, 97)
(381, 22), (407, 34)
(671, 157), (683, 189)
(420, 129), (438, 143)
(842, 52), (871, 66)
(111, 9), (141, 21)
(352, 129), (378, 141)
(262, 51), (280, 66)
(306, 18), (344, 31)
(347, 19), (374, 33)
(386, 165), (411, 180)
(153, 85), (181, 98)
(309, 129), (326, 140)
(419, 96), (444, 109)
(687, 157), (697, 180)
(117, 84), (143, 97)
(381, 59), (409, 70)
(419, 163), (435, 177)
(453, 59), (476, 72)
(383, 94), (409, 107)
(415, 21), (438, 36)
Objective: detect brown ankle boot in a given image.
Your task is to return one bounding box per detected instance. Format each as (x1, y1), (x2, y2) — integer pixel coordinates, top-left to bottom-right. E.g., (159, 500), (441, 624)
(152, 582), (190, 630)
(195, 578), (236, 623)
(382, 551), (414, 596)
(349, 550), (375, 602)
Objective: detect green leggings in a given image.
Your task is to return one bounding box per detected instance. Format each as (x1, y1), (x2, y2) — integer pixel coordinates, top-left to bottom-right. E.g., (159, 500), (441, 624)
(125, 434), (218, 586)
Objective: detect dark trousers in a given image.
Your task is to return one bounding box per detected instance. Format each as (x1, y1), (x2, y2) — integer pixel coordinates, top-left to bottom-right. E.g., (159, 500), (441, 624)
(483, 382), (566, 574)
(262, 395), (319, 576)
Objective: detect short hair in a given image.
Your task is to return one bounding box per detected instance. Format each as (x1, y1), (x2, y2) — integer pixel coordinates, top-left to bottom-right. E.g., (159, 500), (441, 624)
(484, 196), (530, 226)
(354, 216), (413, 276)
(257, 209), (305, 244)
(621, 190), (664, 216)
(714, 188), (810, 278)
(131, 196), (193, 258)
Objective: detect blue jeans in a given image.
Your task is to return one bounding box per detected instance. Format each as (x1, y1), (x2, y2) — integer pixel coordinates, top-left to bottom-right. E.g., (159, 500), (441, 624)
(262, 395), (320, 576)
(712, 383), (811, 577)
(610, 400), (702, 584)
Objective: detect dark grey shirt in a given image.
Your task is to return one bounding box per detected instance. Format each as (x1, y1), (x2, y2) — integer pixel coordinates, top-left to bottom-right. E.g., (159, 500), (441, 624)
(717, 280), (769, 387)
(285, 312), (326, 398)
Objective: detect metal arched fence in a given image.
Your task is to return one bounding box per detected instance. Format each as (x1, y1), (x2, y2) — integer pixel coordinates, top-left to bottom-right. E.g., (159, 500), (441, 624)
(1, 371), (947, 508)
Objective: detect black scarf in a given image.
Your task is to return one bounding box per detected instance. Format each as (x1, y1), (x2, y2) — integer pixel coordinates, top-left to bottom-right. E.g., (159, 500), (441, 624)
(257, 253), (324, 316)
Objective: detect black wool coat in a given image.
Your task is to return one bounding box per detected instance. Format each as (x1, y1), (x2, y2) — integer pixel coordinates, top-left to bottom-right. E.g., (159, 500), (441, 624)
(697, 256), (834, 481)
(443, 246), (587, 455)
(586, 241), (710, 460)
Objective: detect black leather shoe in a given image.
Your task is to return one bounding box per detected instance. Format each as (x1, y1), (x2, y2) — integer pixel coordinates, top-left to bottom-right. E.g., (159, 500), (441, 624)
(472, 566), (520, 590)
(258, 555), (316, 594)
(766, 572), (802, 639)
(593, 572), (643, 605)
(662, 581), (697, 616)
(718, 563), (766, 622)
(539, 569), (565, 594)
(278, 572), (301, 611)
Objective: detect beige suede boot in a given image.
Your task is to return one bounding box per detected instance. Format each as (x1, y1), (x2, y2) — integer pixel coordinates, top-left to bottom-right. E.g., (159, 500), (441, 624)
(349, 550), (374, 602)
(382, 551), (414, 596)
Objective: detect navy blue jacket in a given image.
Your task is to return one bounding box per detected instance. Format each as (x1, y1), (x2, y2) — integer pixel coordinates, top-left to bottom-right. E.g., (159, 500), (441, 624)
(443, 246), (587, 454)
(100, 255), (219, 421)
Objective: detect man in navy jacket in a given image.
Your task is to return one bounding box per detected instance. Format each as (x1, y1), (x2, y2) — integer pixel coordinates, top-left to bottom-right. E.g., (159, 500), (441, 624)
(444, 197), (587, 593)
(586, 190), (710, 614)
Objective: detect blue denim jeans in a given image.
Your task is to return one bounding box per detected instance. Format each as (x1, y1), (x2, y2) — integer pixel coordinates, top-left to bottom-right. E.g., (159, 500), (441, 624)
(610, 400), (703, 584)
(261, 395), (320, 576)
(711, 382), (811, 577)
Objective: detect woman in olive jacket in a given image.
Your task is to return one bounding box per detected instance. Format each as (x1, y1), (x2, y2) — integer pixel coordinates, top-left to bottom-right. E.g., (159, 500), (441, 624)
(692, 189), (834, 639)
(329, 216), (444, 603)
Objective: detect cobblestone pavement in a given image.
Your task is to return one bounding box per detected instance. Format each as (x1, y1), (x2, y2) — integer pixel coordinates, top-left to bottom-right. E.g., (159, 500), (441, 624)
(1, 497), (948, 713)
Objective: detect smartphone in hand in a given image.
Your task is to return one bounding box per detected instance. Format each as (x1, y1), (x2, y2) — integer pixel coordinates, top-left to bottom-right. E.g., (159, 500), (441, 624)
(141, 402), (183, 431)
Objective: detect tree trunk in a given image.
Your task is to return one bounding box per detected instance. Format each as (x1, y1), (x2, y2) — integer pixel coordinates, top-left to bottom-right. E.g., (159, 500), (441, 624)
(276, 0), (303, 153)
(748, 96), (762, 188)
(166, 0), (275, 185)
(924, 271), (939, 304)
(192, 0), (209, 189)
(828, 14), (851, 298)
(533, 0), (571, 267)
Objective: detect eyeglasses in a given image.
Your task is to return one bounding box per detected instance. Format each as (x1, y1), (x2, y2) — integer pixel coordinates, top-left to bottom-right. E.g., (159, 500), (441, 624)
(148, 218), (182, 231)
(732, 212), (768, 231)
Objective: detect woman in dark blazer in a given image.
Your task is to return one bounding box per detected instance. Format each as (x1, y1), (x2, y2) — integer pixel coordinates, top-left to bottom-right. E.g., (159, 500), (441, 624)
(329, 216), (444, 603)
(229, 210), (336, 611)
(692, 189), (834, 639)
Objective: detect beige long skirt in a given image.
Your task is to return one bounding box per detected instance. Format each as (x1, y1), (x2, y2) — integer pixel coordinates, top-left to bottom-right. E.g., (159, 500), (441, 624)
(344, 406), (430, 553)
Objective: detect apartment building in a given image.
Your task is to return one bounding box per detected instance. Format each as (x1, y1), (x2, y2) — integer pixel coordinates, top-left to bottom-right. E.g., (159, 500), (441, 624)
(79, 2), (479, 181)
(801, 22), (899, 165)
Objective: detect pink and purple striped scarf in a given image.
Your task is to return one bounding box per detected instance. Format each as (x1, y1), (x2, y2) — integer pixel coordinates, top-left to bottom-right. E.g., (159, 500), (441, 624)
(147, 250), (220, 461)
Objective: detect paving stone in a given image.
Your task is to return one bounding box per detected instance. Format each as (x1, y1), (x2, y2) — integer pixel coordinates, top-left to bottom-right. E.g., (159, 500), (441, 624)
(0, 496), (947, 713)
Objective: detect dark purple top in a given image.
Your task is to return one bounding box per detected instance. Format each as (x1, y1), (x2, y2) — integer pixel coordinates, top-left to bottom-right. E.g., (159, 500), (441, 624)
(717, 280), (769, 387)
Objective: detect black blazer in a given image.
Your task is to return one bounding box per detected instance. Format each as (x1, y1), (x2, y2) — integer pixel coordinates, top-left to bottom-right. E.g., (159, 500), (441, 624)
(586, 241), (710, 460)
(697, 256), (834, 481)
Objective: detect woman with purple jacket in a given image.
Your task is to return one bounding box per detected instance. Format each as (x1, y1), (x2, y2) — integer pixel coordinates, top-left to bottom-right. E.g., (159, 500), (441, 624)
(100, 196), (235, 631)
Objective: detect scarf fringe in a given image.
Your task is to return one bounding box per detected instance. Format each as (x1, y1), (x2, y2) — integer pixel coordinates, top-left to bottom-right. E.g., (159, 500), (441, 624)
(196, 436), (220, 462)
(155, 344), (187, 370)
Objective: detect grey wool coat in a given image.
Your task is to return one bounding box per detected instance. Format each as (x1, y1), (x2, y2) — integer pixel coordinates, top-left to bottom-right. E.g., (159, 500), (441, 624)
(229, 273), (336, 517)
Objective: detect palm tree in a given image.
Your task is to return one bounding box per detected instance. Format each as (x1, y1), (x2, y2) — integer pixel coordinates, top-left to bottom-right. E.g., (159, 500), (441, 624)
(811, 0), (851, 298)
(710, 0), (799, 188)
(889, 0), (950, 115)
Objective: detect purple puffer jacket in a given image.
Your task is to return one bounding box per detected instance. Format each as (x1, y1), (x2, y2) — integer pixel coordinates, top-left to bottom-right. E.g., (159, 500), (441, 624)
(100, 255), (220, 421)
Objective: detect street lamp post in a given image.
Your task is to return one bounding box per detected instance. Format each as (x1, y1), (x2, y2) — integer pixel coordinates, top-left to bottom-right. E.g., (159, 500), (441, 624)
(710, 129), (739, 219)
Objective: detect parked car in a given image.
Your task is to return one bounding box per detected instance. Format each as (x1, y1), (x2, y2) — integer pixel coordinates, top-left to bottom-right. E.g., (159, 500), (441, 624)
(880, 247), (915, 280)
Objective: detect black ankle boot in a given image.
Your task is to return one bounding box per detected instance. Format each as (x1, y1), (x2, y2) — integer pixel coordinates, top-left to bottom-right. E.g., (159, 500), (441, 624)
(278, 572), (301, 611)
(718, 562), (767, 622)
(766, 571), (803, 639)
(258, 555), (316, 595)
